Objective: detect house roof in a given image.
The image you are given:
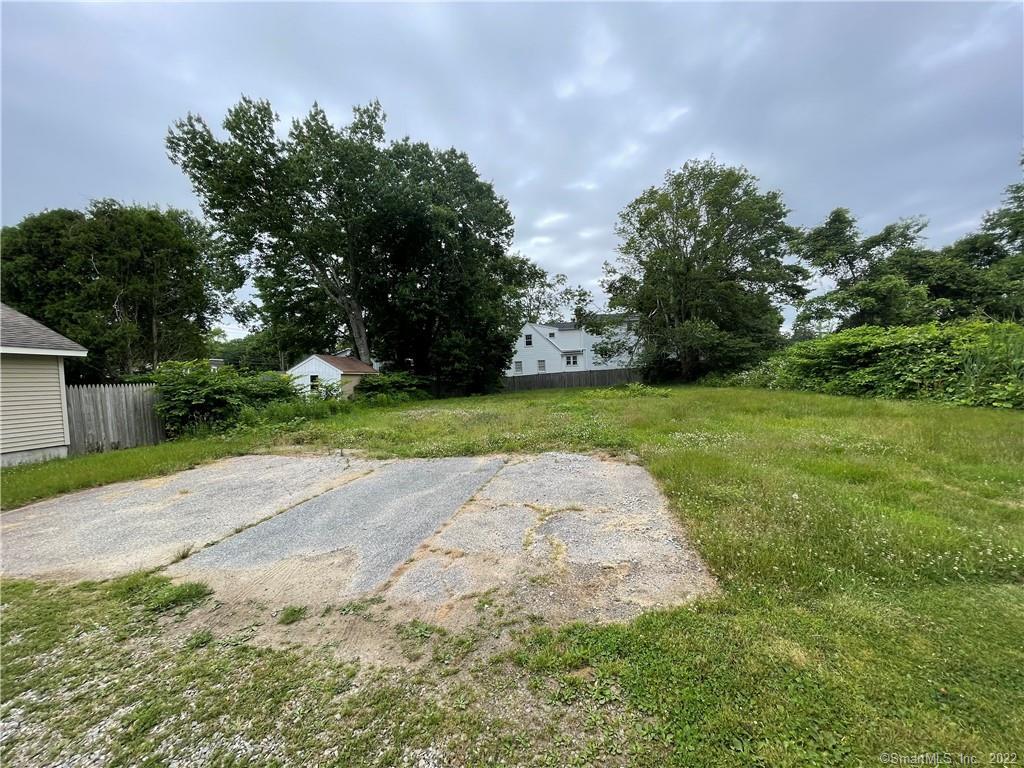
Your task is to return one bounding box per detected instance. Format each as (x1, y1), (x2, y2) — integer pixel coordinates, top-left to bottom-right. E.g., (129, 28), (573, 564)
(536, 313), (636, 332)
(314, 354), (378, 374)
(0, 303), (88, 356)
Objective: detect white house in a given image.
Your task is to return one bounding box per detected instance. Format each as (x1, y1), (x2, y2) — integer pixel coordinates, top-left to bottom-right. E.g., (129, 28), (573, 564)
(287, 354), (379, 397)
(0, 303), (88, 466)
(506, 318), (636, 376)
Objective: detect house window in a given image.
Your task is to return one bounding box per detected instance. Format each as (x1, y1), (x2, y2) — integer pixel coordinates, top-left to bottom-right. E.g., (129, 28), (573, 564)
(514, 361), (523, 373)
(548, 332), (555, 338)
(525, 334), (532, 347)
(309, 374), (319, 391)
(565, 354), (578, 367)
(537, 360), (546, 372)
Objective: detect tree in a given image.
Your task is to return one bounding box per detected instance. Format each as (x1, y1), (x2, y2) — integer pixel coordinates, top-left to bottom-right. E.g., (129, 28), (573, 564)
(795, 209), (927, 329)
(357, 138), (530, 393)
(519, 264), (592, 324)
(602, 159), (809, 380)
(1, 201), (241, 382)
(796, 199), (1022, 329)
(168, 99), (391, 363)
(209, 329), (284, 372)
(983, 154), (1024, 255)
(168, 98), (533, 393)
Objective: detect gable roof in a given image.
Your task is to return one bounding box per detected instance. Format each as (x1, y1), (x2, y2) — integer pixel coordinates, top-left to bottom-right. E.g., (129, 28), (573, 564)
(313, 354), (378, 374)
(0, 303), (88, 356)
(536, 313), (637, 332)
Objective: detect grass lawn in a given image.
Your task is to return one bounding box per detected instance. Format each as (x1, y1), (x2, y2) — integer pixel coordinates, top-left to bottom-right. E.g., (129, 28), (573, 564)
(2, 385), (1022, 765)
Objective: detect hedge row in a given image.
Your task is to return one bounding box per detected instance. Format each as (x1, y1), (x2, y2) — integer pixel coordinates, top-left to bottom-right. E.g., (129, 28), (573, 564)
(711, 321), (1024, 409)
(149, 361), (299, 436)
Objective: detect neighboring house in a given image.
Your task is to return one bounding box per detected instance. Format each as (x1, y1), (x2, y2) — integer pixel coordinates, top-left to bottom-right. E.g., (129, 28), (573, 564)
(287, 354), (379, 397)
(506, 317), (636, 376)
(0, 303), (88, 466)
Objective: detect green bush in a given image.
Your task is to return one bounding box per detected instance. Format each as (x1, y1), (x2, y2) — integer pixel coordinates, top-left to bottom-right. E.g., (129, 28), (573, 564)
(151, 361), (299, 435)
(715, 321), (1024, 409)
(354, 372), (432, 402)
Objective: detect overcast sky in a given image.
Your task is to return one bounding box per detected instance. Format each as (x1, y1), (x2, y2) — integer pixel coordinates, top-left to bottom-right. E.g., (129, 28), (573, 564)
(3, 1), (1021, 336)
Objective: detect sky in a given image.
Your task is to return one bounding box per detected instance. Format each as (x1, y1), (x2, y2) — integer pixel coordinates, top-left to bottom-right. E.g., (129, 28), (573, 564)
(2, 1), (1021, 337)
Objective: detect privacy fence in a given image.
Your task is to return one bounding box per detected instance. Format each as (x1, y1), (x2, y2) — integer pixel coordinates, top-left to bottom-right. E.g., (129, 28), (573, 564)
(66, 383), (164, 455)
(501, 368), (642, 392)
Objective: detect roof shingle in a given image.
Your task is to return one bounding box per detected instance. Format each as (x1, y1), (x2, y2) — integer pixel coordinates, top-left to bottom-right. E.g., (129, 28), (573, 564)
(0, 303), (87, 355)
(314, 354), (378, 374)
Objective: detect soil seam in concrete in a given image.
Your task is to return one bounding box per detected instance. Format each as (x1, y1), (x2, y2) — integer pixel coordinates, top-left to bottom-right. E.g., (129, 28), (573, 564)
(372, 457), (511, 595)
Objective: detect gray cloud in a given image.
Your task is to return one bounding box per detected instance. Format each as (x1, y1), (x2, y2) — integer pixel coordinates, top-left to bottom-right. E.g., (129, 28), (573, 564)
(3, 2), (1021, 335)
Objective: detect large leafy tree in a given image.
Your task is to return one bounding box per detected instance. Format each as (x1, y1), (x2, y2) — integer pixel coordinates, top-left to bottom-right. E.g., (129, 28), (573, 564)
(356, 138), (530, 392)
(168, 98), (531, 393)
(603, 159), (808, 380)
(1, 200), (240, 382)
(168, 98), (382, 362)
(796, 189), (1023, 330)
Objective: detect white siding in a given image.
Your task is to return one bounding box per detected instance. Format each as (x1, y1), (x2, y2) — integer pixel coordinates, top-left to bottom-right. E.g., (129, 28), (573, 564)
(506, 323), (636, 376)
(286, 356), (343, 393)
(285, 356), (374, 398)
(1, 354), (68, 453)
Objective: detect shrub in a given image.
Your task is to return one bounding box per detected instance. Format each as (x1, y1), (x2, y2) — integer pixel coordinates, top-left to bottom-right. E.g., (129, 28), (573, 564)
(354, 372), (432, 402)
(713, 321), (1024, 408)
(307, 379), (343, 400)
(151, 360), (299, 435)
(238, 397), (352, 427)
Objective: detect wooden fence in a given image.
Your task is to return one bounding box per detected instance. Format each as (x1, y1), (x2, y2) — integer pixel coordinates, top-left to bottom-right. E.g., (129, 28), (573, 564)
(501, 368), (642, 392)
(66, 383), (164, 455)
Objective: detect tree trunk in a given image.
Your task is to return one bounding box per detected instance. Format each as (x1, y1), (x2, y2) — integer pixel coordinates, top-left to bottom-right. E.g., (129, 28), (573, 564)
(342, 297), (372, 363)
(151, 306), (159, 370)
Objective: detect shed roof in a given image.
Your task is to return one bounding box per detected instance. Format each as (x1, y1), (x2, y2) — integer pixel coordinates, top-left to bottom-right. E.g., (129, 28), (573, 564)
(0, 303), (88, 356)
(314, 354), (378, 374)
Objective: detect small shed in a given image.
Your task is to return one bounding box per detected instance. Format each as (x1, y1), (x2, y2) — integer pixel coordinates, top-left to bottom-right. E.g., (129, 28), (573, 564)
(1, 303), (88, 466)
(287, 354), (378, 398)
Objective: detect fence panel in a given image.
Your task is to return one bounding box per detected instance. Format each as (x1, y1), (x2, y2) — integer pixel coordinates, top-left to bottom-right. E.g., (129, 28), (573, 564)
(66, 383), (164, 455)
(501, 368), (642, 392)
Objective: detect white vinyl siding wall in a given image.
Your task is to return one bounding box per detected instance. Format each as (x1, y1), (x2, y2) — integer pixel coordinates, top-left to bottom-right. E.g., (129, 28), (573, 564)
(1, 354), (68, 454)
(285, 356), (377, 398)
(506, 322), (636, 376)
(287, 356), (343, 393)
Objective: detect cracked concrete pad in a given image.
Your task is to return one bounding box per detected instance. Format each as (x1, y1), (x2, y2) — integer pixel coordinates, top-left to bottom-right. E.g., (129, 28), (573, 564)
(377, 453), (718, 626)
(6, 450), (717, 641)
(166, 456), (505, 604)
(1, 455), (371, 580)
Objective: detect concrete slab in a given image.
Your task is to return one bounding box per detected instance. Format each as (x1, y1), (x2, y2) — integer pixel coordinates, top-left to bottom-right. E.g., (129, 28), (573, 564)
(4, 451), (717, 640)
(1, 455), (371, 580)
(374, 453), (718, 626)
(166, 456), (505, 604)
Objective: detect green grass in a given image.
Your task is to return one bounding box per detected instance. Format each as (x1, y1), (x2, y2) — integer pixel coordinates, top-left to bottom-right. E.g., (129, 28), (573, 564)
(2, 385), (1022, 765)
(277, 605), (308, 625)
